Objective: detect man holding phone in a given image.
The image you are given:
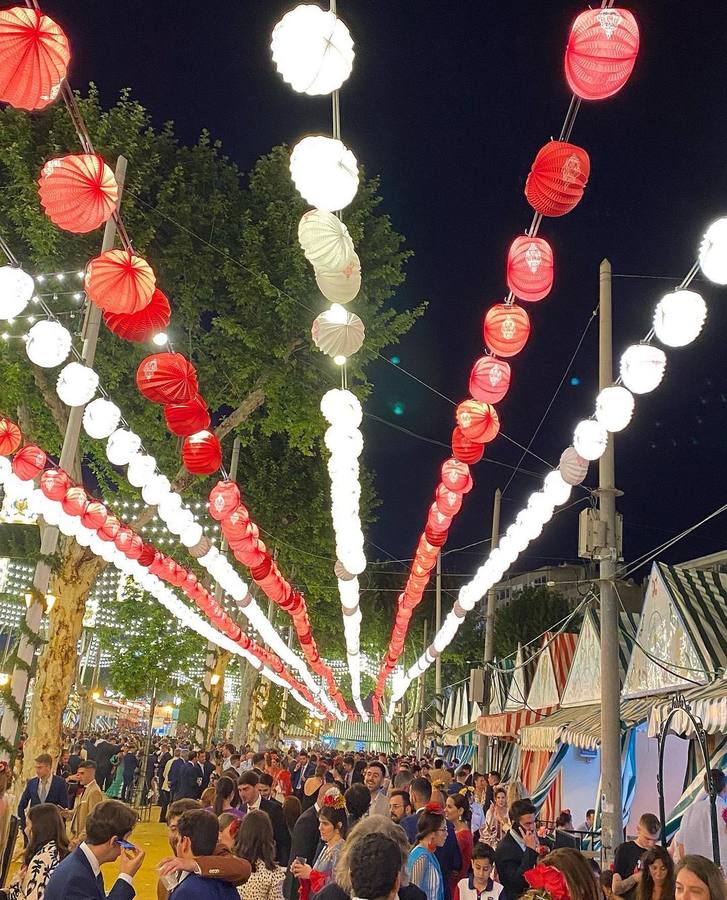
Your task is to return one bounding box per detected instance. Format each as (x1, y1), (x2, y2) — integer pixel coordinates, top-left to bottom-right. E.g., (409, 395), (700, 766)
(494, 799), (540, 900)
(45, 799), (145, 899)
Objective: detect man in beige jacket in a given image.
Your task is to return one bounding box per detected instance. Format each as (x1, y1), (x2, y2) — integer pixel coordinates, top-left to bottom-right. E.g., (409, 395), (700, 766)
(68, 759), (106, 846)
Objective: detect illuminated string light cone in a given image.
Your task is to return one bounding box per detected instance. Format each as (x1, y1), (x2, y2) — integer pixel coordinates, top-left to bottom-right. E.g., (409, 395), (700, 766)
(272, 5), (354, 95)
(290, 136), (359, 212)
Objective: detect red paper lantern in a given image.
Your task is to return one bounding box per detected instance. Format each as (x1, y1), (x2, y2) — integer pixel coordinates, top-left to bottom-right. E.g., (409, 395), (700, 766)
(62, 486), (88, 518)
(38, 154), (118, 234)
(182, 430), (222, 476)
(427, 503), (452, 534)
(424, 527), (448, 547)
(81, 500), (107, 531)
(525, 141), (590, 217)
(40, 468), (70, 501)
(455, 400), (500, 444)
(103, 288), (171, 343)
(12, 444), (46, 480)
(208, 480), (241, 521)
(136, 352), (198, 405)
(506, 236), (554, 302)
(251, 557), (273, 581)
(483, 304), (531, 358)
(85, 249), (155, 315)
(98, 515), (120, 542)
(0, 417), (22, 456)
(0, 8), (70, 111)
(435, 484), (463, 516)
(164, 394), (210, 437)
(441, 459), (470, 492)
(114, 527), (134, 555)
(469, 357), (511, 404)
(565, 9), (639, 101)
(451, 427), (484, 465)
(138, 543), (155, 567)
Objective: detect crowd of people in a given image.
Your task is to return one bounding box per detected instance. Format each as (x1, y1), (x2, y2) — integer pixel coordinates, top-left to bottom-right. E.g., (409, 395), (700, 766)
(3, 738), (726, 900)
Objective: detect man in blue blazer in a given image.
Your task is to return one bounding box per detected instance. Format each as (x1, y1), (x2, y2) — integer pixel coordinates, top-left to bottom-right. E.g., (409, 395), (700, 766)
(169, 809), (239, 899)
(17, 753), (70, 831)
(45, 799), (145, 900)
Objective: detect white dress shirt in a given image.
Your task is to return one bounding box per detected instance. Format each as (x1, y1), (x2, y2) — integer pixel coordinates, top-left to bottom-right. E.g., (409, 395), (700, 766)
(79, 842), (134, 887)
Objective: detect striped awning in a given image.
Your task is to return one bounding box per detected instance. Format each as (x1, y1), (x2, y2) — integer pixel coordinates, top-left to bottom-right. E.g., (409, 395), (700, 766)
(443, 719), (477, 746)
(321, 718), (393, 746)
(659, 565), (727, 673)
(477, 706), (555, 740)
(560, 698), (653, 750)
(520, 704), (600, 751)
(648, 679), (727, 738)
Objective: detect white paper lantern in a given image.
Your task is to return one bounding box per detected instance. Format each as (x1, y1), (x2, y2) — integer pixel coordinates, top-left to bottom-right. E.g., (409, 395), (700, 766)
(290, 136), (358, 212)
(321, 388), (362, 428)
(699, 218), (727, 285)
(559, 446), (589, 486)
(620, 344), (666, 395)
(142, 473), (171, 506)
(56, 362), (98, 407)
(653, 290), (706, 348)
(573, 419), (609, 460)
(316, 253), (362, 304)
(127, 452), (157, 488)
(312, 305), (364, 358)
(527, 491), (555, 524)
(158, 491), (183, 521)
(298, 209), (355, 272)
(595, 385), (634, 432)
(83, 398), (121, 440)
(180, 521), (204, 548)
(543, 470), (572, 506)
(0, 265), (34, 320)
(272, 4), (354, 95)
(25, 320), (72, 368)
(106, 429), (141, 466)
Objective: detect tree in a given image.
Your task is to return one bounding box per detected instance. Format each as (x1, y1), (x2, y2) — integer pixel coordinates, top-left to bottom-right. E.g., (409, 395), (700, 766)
(492, 586), (576, 660)
(0, 86), (422, 769)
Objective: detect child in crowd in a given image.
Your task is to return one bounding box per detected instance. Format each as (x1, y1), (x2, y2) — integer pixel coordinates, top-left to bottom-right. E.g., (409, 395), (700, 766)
(455, 843), (503, 900)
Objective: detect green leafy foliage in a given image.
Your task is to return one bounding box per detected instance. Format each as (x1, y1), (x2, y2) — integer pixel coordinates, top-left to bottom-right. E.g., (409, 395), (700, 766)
(492, 586), (576, 660)
(0, 523), (39, 559)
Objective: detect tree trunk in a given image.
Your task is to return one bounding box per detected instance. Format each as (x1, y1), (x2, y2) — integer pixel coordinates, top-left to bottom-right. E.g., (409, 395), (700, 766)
(22, 539), (105, 780)
(233, 660), (258, 747)
(207, 648), (231, 743)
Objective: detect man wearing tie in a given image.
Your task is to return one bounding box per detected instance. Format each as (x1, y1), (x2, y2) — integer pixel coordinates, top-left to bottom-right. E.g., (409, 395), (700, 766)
(17, 753), (70, 834)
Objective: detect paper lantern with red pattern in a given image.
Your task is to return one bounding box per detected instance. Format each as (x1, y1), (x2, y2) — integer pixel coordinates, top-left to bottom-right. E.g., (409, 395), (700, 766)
(12, 444), (46, 480)
(85, 249), (155, 315)
(435, 484), (463, 516)
(451, 427), (484, 465)
(208, 480), (241, 521)
(38, 154), (118, 233)
(0, 7), (70, 111)
(525, 142), (590, 217)
(0, 417), (21, 456)
(427, 503), (452, 534)
(98, 514), (120, 542)
(565, 9), (640, 101)
(441, 459), (471, 493)
(455, 400), (500, 444)
(424, 527), (448, 547)
(136, 353), (198, 405)
(483, 304), (531, 358)
(40, 468), (69, 501)
(164, 394), (210, 437)
(138, 543), (156, 567)
(182, 430), (222, 476)
(81, 500), (107, 531)
(62, 486), (88, 517)
(507, 236), (554, 302)
(103, 288), (170, 343)
(469, 357), (511, 404)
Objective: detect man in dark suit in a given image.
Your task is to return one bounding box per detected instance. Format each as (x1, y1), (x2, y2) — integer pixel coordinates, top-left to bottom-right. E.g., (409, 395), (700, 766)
(161, 809), (239, 899)
(168, 750), (187, 801)
(18, 752), (70, 832)
(178, 750), (204, 800)
(238, 771), (291, 865)
(400, 776), (431, 843)
(284, 783), (339, 900)
(291, 751), (316, 795)
(201, 752), (215, 791)
(45, 799), (144, 900)
(494, 799), (540, 900)
(94, 735), (121, 792)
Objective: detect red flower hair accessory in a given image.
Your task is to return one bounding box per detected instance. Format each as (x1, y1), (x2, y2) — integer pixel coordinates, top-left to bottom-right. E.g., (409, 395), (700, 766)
(424, 802), (444, 814)
(323, 792), (345, 810)
(524, 865), (571, 900)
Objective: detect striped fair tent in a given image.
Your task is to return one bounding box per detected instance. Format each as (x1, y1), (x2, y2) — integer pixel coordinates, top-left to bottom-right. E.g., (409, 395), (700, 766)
(648, 678), (727, 738)
(320, 717), (393, 748)
(525, 631), (578, 711)
(664, 735), (727, 842)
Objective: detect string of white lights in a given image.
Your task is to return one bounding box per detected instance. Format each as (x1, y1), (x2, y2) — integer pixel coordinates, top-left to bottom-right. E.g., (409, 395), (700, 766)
(387, 217), (727, 717)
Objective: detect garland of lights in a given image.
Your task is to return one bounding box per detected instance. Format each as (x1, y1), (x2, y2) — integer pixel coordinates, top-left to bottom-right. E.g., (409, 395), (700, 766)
(387, 218), (723, 716)
(373, 3), (641, 716)
(270, 2), (368, 718)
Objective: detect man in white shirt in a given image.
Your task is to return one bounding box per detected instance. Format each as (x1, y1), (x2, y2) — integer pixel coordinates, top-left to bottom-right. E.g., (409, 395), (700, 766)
(675, 768), (727, 870)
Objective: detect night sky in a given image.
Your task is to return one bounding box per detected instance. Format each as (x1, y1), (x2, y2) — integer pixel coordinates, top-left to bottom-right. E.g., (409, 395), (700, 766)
(40, 1), (727, 592)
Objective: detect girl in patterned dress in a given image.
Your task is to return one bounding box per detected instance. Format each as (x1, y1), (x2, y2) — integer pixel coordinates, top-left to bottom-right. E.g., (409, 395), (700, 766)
(6, 803), (70, 900)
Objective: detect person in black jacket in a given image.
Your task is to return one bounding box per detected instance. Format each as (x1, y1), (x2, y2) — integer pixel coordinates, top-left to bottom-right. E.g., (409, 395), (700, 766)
(284, 783), (340, 900)
(93, 736), (121, 791)
(238, 770), (291, 866)
(494, 799), (541, 900)
(178, 750), (204, 800)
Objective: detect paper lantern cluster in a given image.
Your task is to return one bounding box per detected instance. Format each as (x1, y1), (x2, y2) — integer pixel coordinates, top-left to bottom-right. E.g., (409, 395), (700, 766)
(565, 9), (640, 101)
(104, 288), (171, 343)
(0, 7), (70, 111)
(525, 141), (590, 217)
(38, 154), (118, 233)
(210, 477), (350, 716)
(271, 4), (354, 96)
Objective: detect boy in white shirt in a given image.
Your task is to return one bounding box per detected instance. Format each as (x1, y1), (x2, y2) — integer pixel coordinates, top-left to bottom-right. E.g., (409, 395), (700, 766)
(455, 843), (503, 900)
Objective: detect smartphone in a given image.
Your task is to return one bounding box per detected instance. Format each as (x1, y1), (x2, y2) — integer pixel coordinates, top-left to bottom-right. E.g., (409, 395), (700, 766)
(511, 823), (523, 838)
(116, 839), (136, 850)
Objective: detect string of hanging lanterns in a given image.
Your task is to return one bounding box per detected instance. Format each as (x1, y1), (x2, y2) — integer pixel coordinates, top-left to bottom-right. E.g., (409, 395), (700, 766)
(270, 2), (368, 718)
(387, 217), (723, 715)
(0, 433), (327, 717)
(0, 4), (348, 716)
(373, 3), (641, 717)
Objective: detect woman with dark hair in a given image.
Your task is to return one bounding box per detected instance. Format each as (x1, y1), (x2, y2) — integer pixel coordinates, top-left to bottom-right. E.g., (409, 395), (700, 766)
(207, 775), (244, 819)
(406, 805), (447, 900)
(282, 794), (302, 837)
(525, 848), (600, 900)
(290, 795), (348, 900)
(675, 857), (726, 900)
(235, 809), (285, 900)
(6, 803), (70, 899)
(638, 847), (675, 900)
(344, 783), (370, 828)
(301, 764), (326, 812)
(445, 794), (473, 897)
(351, 759), (367, 785)
(481, 786), (510, 847)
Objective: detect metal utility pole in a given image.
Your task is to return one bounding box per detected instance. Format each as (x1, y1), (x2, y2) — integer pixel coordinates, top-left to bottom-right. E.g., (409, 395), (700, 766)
(477, 488), (501, 775)
(435, 557), (442, 696)
(417, 618), (428, 760)
(598, 259), (623, 861)
(0, 157), (128, 757)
